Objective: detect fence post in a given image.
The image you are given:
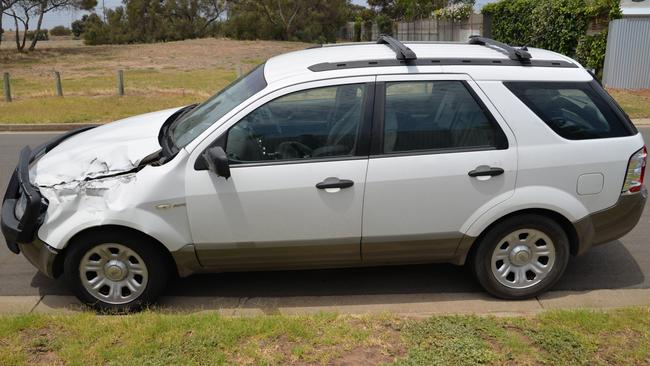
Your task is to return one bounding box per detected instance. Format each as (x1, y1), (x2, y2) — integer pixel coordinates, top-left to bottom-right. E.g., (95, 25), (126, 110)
(117, 70), (125, 96)
(3, 73), (11, 102)
(236, 64), (243, 78)
(54, 71), (63, 97)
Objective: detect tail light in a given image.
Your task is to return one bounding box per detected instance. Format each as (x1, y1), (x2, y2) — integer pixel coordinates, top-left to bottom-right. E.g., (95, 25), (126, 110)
(622, 146), (647, 194)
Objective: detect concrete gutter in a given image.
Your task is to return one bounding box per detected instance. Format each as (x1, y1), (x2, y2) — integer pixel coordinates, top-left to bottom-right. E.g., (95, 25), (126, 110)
(1, 289), (649, 316)
(0, 119), (649, 132)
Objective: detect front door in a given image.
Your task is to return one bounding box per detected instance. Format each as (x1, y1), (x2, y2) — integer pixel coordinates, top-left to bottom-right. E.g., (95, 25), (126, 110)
(185, 79), (374, 271)
(362, 74), (518, 264)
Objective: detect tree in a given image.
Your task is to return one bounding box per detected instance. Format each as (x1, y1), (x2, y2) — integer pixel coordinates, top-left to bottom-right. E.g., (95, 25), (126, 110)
(28, 0), (96, 50)
(368, 0), (448, 21)
(225, 0), (348, 42)
(247, 0), (303, 41)
(0, 0), (19, 47)
(50, 24), (72, 35)
(164, 0), (227, 40)
(81, 12), (111, 44)
(71, 14), (88, 38)
(4, 0), (38, 51)
(3, 0), (96, 50)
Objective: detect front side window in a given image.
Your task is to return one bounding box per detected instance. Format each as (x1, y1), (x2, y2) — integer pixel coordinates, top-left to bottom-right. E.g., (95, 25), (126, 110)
(226, 84), (366, 163)
(504, 81), (635, 140)
(171, 64), (267, 148)
(383, 81), (505, 153)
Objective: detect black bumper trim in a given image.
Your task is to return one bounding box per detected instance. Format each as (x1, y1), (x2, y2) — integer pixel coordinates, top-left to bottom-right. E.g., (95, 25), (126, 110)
(19, 239), (61, 279)
(574, 188), (647, 255)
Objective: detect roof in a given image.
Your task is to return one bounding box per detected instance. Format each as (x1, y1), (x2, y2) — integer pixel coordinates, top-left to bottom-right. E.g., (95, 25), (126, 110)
(621, 0), (650, 16)
(263, 42), (580, 84)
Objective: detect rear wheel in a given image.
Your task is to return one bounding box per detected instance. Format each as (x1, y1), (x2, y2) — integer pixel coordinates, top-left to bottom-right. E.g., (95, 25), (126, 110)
(63, 231), (170, 312)
(471, 214), (570, 299)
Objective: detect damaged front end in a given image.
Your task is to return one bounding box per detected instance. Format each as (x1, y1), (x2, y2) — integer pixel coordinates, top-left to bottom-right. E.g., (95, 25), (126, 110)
(2, 107), (193, 279)
(1, 127), (95, 254)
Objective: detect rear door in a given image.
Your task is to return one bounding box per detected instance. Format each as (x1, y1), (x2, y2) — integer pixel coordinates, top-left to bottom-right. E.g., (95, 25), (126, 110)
(362, 74), (518, 264)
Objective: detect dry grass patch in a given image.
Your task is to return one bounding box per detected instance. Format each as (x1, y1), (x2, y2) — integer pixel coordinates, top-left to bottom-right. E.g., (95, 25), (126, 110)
(607, 88), (650, 119)
(0, 38), (310, 78)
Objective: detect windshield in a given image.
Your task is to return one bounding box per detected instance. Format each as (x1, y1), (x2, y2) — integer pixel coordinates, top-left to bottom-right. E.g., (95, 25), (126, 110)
(170, 63), (267, 148)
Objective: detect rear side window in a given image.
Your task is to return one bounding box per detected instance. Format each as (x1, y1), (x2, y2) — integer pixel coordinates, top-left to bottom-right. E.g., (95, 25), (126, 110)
(505, 81), (635, 140)
(383, 81), (507, 154)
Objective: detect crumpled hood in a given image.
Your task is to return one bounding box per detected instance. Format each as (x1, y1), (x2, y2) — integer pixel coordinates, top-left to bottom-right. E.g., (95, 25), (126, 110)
(31, 107), (182, 187)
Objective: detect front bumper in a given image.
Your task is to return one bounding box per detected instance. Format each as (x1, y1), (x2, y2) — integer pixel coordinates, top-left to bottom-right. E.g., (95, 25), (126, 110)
(574, 187), (647, 255)
(1, 147), (49, 254)
(19, 239), (61, 279)
(1, 127), (95, 275)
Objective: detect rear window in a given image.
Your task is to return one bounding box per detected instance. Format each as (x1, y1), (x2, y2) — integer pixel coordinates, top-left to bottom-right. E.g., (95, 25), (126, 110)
(504, 81), (635, 140)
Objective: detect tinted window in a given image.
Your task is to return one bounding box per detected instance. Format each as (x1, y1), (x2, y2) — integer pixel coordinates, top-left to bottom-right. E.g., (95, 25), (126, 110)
(226, 84), (366, 163)
(505, 82), (634, 140)
(383, 81), (504, 153)
(172, 64), (267, 148)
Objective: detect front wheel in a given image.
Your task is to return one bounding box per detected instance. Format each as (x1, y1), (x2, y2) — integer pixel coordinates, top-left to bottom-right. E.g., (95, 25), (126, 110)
(63, 232), (170, 312)
(471, 214), (570, 299)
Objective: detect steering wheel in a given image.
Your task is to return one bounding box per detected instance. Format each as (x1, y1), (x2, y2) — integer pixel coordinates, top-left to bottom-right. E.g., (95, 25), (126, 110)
(275, 141), (313, 159)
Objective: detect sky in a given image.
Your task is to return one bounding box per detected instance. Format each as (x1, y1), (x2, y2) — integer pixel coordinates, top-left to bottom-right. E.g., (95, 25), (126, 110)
(3, 0), (496, 30)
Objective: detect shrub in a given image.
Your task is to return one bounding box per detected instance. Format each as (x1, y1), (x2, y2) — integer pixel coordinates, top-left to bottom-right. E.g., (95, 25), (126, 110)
(575, 30), (608, 79)
(434, 3), (473, 21)
(376, 14), (393, 36)
(50, 25), (72, 36)
(482, 0), (621, 79)
(26, 29), (49, 41)
(82, 13), (111, 45)
(71, 18), (86, 38)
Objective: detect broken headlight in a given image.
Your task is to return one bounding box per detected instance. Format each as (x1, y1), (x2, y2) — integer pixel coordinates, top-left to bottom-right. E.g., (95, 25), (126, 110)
(14, 192), (28, 220)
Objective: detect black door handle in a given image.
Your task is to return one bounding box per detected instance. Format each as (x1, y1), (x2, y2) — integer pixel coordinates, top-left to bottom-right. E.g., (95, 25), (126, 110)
(468, 165), (505, 177)
(316, 177), (354, 190)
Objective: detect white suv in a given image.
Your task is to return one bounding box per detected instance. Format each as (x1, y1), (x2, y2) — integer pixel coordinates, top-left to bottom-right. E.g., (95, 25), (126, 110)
(2, 36), (646, 311)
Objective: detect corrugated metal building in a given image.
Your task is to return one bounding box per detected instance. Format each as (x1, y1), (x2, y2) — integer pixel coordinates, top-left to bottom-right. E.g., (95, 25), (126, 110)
(603, 0), (650, 89)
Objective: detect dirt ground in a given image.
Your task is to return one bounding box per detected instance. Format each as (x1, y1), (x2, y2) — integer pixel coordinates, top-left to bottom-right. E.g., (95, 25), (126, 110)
(0, 37), (311, 78)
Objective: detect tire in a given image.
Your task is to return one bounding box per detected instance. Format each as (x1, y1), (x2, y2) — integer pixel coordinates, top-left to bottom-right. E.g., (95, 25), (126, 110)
(470, 214), (570, 299)
(63, 231), (170, 313)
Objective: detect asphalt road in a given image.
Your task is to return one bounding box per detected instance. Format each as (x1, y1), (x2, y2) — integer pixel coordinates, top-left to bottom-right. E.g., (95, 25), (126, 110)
(0, 130), (648, 298)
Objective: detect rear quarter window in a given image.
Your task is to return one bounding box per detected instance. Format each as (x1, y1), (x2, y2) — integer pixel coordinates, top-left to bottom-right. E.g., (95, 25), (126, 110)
(504, 81), (636, 140)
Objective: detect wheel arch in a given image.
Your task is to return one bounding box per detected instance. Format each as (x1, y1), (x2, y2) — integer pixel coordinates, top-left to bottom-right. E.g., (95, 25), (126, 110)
(459, 208), (580, 266)
(54, 225), (178, 278)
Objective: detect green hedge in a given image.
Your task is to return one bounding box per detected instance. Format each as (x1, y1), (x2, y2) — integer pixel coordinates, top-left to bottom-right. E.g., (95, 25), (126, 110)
(482, 0), (620, 77)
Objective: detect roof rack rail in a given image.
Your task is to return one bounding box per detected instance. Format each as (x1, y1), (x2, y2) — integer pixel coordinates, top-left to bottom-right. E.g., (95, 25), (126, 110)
(377, 35), (417, 61)
(468, 35), (531, 61)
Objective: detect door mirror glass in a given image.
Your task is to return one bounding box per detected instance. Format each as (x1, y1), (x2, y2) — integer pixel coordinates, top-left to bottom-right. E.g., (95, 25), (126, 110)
(203, 146), (231, 179)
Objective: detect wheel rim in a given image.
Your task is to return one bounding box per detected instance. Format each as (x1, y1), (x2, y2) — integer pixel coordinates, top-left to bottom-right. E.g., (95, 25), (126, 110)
(490, 229), (556, 289)
(79, 243), (148, 305)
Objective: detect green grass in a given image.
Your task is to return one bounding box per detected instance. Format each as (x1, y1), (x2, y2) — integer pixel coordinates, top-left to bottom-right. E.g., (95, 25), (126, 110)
(0, 95), (201, 124)
(7, 68), (236, 99)
(0, 68), (237, 124)
(0, 307), (648, 365)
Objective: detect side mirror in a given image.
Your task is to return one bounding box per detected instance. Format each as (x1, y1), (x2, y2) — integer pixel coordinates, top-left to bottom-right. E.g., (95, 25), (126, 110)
(202, 146), (231, 179)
